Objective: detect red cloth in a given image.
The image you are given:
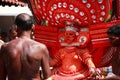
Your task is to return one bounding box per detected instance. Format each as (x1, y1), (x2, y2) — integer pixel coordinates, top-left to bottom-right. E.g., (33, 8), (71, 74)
(51, 47), (93, 80)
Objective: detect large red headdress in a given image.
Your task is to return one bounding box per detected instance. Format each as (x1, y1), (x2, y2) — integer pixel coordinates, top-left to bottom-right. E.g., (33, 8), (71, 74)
(28, 0), (112, 27)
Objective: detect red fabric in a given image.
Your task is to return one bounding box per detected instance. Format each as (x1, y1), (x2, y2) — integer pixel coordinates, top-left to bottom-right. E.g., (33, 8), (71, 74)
(51, 47), (92, 80)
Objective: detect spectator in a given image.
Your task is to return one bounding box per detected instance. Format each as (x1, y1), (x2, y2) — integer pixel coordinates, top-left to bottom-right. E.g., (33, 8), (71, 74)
(105, 24), (120, 79)
(9, 25), (17, 41)
(0, 13), (52, 80)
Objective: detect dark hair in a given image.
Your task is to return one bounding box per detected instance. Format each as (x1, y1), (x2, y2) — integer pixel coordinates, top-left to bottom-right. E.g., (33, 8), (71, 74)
(107, 24), (120, 36)
(15, 13), (33, 31)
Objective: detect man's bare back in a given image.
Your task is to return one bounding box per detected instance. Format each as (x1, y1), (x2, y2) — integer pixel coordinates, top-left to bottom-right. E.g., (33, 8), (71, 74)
(0, 37), (51, 80)
(0, 13), (51, 80)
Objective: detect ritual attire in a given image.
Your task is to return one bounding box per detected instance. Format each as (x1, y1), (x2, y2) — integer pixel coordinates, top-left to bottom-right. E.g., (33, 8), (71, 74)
(51, 46), (93, 80)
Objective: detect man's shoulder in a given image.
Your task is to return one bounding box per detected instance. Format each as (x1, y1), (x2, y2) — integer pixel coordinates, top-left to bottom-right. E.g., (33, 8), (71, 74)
(31, 40), (47, 48)
(4, 39), (18, 46)
(1, 39), (22, 52)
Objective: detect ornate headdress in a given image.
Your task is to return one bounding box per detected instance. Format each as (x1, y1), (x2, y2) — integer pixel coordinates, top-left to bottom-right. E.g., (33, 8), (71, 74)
(65, 21), (78, 32)
(65, 26), (78, 33)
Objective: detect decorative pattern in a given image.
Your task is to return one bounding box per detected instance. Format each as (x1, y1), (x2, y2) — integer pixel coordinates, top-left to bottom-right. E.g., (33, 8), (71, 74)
(32, 0), (119, 68)
(29, 0), (112, 27)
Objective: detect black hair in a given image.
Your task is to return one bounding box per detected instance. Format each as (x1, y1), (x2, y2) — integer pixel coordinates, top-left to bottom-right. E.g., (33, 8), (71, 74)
(107, 24), (120, 36)
(14, 13), (33, 31)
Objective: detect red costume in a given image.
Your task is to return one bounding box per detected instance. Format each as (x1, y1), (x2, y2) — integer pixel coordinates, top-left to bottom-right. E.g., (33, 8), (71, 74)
(51, 47), (94, 80)
(50, 26), (96, 80)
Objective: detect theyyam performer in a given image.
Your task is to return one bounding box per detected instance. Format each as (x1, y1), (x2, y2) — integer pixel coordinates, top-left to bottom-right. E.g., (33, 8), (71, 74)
(50, 21), (98, 80)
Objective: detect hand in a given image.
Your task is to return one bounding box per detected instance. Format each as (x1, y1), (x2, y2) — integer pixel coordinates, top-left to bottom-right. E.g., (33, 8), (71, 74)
(88, 68), (101, 79)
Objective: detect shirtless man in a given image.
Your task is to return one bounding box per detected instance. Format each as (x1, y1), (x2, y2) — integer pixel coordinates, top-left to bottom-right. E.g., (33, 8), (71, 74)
(0, 13), (51, 80)
(105, 24), (120, 79)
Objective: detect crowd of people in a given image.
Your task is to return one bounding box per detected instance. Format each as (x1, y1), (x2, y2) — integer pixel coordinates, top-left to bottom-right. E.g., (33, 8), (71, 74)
(0, 13), (120, 80)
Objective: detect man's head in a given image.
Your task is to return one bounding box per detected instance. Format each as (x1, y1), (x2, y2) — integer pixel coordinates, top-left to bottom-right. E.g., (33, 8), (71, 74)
(14, 13), (33, 37)
(107, 24), (120, 47)
(9, 25), (17, 40)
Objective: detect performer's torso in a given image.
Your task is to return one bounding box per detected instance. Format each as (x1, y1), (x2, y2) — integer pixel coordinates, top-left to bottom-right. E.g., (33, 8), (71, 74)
(59, 47), (88, 73)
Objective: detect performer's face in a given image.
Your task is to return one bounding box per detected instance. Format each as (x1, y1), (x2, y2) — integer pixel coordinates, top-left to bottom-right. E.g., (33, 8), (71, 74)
(108, 34), (120, 47)
(64, 31), (76, 44)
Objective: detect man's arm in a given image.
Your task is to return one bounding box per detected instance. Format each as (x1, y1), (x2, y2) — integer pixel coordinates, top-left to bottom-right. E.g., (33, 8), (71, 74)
(0, 45), (7, 80)
(41, 45), (51, 79)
